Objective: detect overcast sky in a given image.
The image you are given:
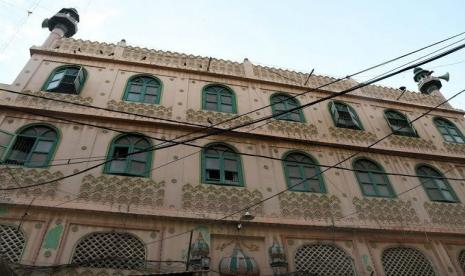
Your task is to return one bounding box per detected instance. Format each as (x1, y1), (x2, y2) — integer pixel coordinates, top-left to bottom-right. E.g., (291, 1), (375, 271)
(1, 0), (464, 109)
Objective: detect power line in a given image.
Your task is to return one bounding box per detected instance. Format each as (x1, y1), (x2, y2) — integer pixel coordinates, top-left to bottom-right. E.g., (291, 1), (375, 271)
(1, 37), (465, 192)
(142, 85), (465, 248)
(4, 107), (465, 184)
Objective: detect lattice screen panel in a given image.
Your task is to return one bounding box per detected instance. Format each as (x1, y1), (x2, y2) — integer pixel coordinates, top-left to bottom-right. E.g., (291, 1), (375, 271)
(71, 232), (146, 269)
(0, 224), (25, 263)
(382, 247), (435, 276)
(294, 244), (355, 275)
(459, 250), (465, 273)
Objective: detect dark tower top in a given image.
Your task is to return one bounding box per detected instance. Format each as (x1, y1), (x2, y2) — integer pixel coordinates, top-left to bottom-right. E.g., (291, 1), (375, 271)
(42, 8), (79, 38)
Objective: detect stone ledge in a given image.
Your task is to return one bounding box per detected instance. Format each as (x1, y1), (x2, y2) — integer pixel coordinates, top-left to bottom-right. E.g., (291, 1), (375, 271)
(107, 100), (172, 119)
(267, 120), (318, 138)
(15, 91), (93, 106)
(78, 175), (165, 207)
(352, 197), (419, 223)
(329, 127), (377, 143)
(186, 109), (253, 128)
(424, 201), (465, 225)
(182, 183), (263, 215)
(279, 192), (341, 220)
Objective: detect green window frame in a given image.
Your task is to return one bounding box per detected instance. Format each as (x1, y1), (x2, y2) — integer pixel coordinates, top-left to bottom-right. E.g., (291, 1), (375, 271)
(201, 143), (244, 186)
(416, 165), (459, 203)
(0, 129), (15, 161)
(282, 151), (325, 193)
(353, 158), (396, 198)
(104, 134), (153, 177)
(202, 85), (237, 113)
(329, 101), (363, 130)
(42, 65), (86, 94)
(270, 93), (305, 122)
(4, 124), (59, 168)
(384, 110), (418, 137)
(433, 117), (465, 144)
(123, 75), (162, 104)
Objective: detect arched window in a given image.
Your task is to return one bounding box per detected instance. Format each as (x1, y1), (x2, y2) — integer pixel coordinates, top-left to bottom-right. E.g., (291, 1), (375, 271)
(416, 165), (458, 202)
(329, 101), (363, 130)
(353, 158), (395, 198)
(0, 224), (26, 263)
(294, 244), (355, 275)
(71, 232), (146, 270)
(201, 143), (243, 186)
(270, 93), (305, 122)
(382, 247), (435, 276)
(202, 85), (236, 113)
(282, 152), (325, 192)
(123, 75), (162, 104)
(5, 125), (58, 167)
(434, 118), (464, 144)
(105, 134), (152, 177)
(43, 65), (86, 94)
(385, 110), (417, 137)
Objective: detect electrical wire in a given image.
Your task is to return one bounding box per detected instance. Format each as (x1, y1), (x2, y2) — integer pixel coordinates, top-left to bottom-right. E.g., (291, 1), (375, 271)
(141, 86), (465, 248)
(2, 37), (464, 192)
(3, 106), (465, 183)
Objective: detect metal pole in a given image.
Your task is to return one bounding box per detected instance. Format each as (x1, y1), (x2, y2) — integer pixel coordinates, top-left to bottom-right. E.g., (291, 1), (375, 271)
(185, 229), (194, 271)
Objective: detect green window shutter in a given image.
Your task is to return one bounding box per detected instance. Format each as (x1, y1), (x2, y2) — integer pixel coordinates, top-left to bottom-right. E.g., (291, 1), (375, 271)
(202, 144), (243, 186)
(73, 67), (85, 93)
(124, 76), (162, 104)
(4, 125), (58, 168)
(0, 130), (15, 162)
(330, 101), (340, 126)
(348, 107), (361, 129)
(283, 152), (325, 193)
(354, 159), (395, 198)
(105, 135), (152, 177)
(417, 165), (458, 203)
(202, 85), (236, 113)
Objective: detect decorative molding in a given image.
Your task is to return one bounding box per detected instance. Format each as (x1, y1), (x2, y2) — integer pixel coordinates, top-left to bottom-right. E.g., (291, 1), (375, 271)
(267, 120), (318, 138)
(352, 197), (419, 223)
(78, 175), (165, 207)
(443, 142), (465, 155)
(279, 192), (341, 220)
(387, 135), (436, 151)
(36, 38), (462, 112)
(15, 91), (93, 106)
(186, 109), (253, 128)
(0, 167), (62, 199)
(182, 184), (263, 215)
(424, 202), (465, 225)
(360, 85), (452, 108)
(329, 127), (377, 143)
(216, 239), (260, 252)
(107, 100), (172, 119)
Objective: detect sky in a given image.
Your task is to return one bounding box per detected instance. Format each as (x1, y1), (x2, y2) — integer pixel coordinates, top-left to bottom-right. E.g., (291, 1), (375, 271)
(1, 0), (464, 109)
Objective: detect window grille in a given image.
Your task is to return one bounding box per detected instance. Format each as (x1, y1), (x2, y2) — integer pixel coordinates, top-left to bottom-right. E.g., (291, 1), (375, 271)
(294, 244), (355, 275)
(382, 247), (435, 276)
(71, 232), (146, 270)
(385, 110), (417, 137)
(0, 224), (25, 263)
(459, 250), (465, 273)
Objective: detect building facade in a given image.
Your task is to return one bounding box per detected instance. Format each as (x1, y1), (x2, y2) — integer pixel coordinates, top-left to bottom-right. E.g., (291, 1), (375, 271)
(1, 8), (465, 275)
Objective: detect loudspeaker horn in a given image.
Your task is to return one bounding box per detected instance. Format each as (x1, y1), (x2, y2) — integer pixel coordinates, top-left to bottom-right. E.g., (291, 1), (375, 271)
(438, 72), (450, 82)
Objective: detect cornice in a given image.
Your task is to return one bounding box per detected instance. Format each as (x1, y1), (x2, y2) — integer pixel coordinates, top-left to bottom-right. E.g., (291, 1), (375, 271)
(28, 38), (465, 115)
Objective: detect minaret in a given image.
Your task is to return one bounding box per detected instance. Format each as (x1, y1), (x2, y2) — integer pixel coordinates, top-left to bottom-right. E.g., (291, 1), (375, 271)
(41, 8), (79, 47)
(413, 67), (449, 95)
